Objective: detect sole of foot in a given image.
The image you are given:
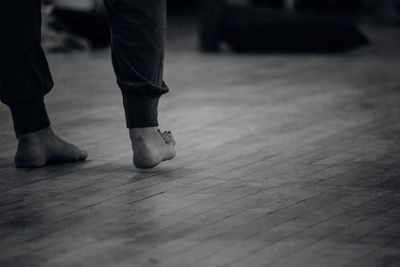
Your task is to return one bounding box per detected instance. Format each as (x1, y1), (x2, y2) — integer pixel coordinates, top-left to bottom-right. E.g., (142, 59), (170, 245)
(130, 127), (176, 169)
(14, 127), (88, 168)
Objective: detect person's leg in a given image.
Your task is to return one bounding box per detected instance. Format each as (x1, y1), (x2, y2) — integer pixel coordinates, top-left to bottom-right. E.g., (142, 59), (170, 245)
(0, 0), (87, 168)
(103, 0), (175, 168)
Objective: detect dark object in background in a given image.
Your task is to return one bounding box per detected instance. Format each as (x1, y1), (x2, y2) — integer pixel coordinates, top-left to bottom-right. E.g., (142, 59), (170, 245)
(42, 4), (91, 52)
(199, 0), (369, 52)
(52, 7), (110, 48)
(252, 0), (364, 14)
(49, 0), (197, 49)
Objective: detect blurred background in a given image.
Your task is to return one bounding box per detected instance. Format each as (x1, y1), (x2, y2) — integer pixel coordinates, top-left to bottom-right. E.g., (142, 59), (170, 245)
(41, 0), (400, 52)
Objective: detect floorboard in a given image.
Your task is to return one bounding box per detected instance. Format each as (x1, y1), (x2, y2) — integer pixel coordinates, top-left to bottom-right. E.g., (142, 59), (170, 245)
(1, 19), (400, 267)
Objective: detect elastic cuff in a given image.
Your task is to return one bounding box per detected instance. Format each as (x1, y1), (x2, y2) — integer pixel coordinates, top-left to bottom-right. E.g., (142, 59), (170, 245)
(122, 94), (160, 128)
(8, 97), (50, 135)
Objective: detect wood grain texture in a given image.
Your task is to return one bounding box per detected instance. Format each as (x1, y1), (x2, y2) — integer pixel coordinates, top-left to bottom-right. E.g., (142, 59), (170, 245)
(0, 18), (400, 267)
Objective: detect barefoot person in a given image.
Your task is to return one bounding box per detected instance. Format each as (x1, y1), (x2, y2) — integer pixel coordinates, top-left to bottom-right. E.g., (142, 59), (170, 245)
(0, 0), (176, 169)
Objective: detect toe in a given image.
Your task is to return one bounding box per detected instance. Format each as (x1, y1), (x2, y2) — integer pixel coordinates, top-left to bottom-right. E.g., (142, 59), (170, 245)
(78, 150), (88, 161)
(48, 142), (87, 163)
(163, 134), (173, 145)
(161, 131), (168, 139)
(69, 145), (87, 162)
(161, 132), (171, 143)
(165, 132), (176, 146)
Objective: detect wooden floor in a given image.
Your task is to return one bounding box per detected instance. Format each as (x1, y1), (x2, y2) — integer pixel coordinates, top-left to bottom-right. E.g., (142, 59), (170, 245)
(1, 19), (400, 267)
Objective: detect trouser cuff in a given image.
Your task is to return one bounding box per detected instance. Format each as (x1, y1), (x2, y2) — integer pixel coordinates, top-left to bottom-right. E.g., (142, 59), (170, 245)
(122, 94), (160, 128)
(8, 97), (50, 135)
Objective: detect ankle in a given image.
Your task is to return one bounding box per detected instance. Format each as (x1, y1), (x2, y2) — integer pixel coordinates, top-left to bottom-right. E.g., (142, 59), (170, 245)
(16, 127), (60, 151)
(17, 133), (41, 145)
(129, 127), (159, 140)
(17, 126), (53, 141)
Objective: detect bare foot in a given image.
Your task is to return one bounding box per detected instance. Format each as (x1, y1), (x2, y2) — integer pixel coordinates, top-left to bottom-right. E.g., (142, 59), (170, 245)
(14, 127), (87, 168)
(129, 127), (176, 169)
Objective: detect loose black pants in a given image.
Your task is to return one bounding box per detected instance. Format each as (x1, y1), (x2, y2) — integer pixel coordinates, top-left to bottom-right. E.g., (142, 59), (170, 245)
(0, 0), (169, 135)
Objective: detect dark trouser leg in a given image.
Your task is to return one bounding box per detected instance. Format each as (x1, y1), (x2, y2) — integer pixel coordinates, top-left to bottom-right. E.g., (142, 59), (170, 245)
(103, 0), (169, 128)
(0, 0), (53, 135)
